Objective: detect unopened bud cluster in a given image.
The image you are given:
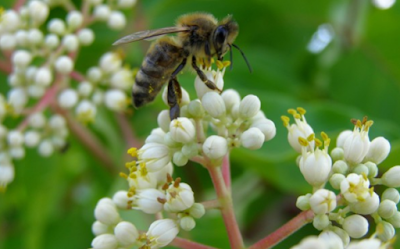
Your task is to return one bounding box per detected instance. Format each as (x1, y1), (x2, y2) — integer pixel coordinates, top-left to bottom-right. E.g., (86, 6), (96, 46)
(285, 109), (399, 248)
(0, 0), (137, 190)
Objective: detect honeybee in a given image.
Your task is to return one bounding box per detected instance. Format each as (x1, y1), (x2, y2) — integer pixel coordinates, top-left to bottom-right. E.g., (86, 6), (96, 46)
(113, 13), (251, 120)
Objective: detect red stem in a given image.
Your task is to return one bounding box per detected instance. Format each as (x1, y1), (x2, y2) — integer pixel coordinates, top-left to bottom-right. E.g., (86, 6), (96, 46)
(221, 153), (231, 189)
(170, 236), (219, 249)
(0, 60), (12, 74)
(248, 210), (315, 249)
(200, 199), (220, 209)
(208, 165), (244, 249)
(115, 113), (142, 148)
(13, 0), (26, 10)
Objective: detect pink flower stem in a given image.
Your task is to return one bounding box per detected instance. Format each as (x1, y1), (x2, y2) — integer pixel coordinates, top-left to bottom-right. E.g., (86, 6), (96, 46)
(0, 60), (12, 74)
(171, 236), (219, 249)
(207, 165), (245, 249)
(248, 210), (315, 249)
(200, 199), (220, 209)
(70, 71), (86, 82)
(13, 0), (26, 10)
(221, 153), (231, 190)
(114, 113), (142, 148)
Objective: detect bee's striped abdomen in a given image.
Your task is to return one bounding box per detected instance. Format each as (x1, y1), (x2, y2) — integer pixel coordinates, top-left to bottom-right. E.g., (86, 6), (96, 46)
(132, 37), (184, 108)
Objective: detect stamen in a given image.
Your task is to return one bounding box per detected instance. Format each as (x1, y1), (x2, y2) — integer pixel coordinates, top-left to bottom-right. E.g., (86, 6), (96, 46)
(297, 107), (306, 115)
(281, 115), (290, 127)
(298, 137), (309, 147)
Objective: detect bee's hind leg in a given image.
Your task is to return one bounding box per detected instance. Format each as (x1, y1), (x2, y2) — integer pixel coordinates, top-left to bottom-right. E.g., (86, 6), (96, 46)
(167, 78), (182, 120)
(191, 56), (222, 93)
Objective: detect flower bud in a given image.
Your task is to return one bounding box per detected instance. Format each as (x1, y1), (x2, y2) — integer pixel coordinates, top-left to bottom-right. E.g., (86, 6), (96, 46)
(187, 100), (205, 118)
(8, 88), (28, 112)
(387, 211), (400, 228)
(164, 182), (194, 213)
(221, 89), (240, 112)
(87, 67), (103, 82)
(2, 10), (20, 32)
(194, 70), (223, 99)
(7, 130), (24, 147)
(38, 140), (54, 157)
(353, 164), (369, 176)
(44, 34), (59, 49)
(48, 18), (66, 35)
(138, 143), (171, 172)
(240, 127), (265, 150)
(118, 0), (137, 8)
(0, 34), (17, 50)
(29, 112), (46, 128)
(134, 189), (165, 214)
(182, 143), (198, 158)
(365, 161), (378, 178)
(91, 234), (118, 249)
(12, 50), (32, 68)
(104, 89), (127, 112)
(309, 189), (336, 214)
(58, 89), (78, 109)
(24, 131), (41, 147)
(28, 1), (49, 25)
(381, 166), (400, 187)
(35, 67), (52, 86)
(146, 219), (179, 248)
(202, 135), (228, 160)
(0, 164), (14, 189)
(329, 173), (345, 190)
(66, 11), (83, 30)
(108, 11), (126, 30)
(201, 92), (226, 118)
(114, 221), (139, 247)
(100, 52), (121, 73)
(363, 137), (390, 164)
(94, 198), (120, 226)
(349, 192), (380, 215)
(239, 95), (261, 119)
(377, 221), (395, 242)
(378, 199), (397, 219)
(189, 203), (205, 218)
(145, 128), (165, 144)
(92, 221), (110, 236)
(157, 110), (170, 132)
(318, 231), (344, 248)
(27, 29), (43, 45)
(296, 194), (311, 211)
(77, 28), (95, 46)
(342, 214), (368, 238)
(336, 130), (352, 148)
(330, 227), (350, 247)
(313, 214), (329, 230)
(62, 34), (79, 52)
(299, 149), (332, 187)
(94, 5), (111, 21)
(346, 239), (381, 249)
(382, 188), (400, 204)
(330, 147), (344, 161)
(170, 118), (195, 144)
(173, 151), (189, 166)
(180, 216), (195, 231)
(55, 56), (74, 74)
(343, 130), (370, 165)
(76, 100), (97, 122)
(251, 118), (276, 141)
(15, 31), (28, 46)
(112, 190), (131, 209)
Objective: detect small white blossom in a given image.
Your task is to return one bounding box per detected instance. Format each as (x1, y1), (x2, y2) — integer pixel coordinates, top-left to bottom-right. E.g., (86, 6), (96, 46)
(134, 189), (165, 214)
(48, 18), (66, 35)
(110, 68), (134, 90)
(283, 109), (314, 153)
(340, 173), (370, 203)
(349, 192), (380, 215)
(94, 5), (111, 21)
(381, 166), (400, 188)
(28, 1), (49, 25)
(112, 190), (131, 209)
(24, 131), (41, 147)
(318, 231), (344, 249)
(309, 189), (337, 214)
(146, 219), (179, 248)
(76, 100), (97, 122)
(221, 89), (241, 112)
(157, 110), (170, 133)
(49, 115), (66, 129)
(2, 10), (20, 32)
(169, 118), (195, 144)
(0, 34), (17, 50)
(239, 95), (261, 119)
(114, 221), (139, 247)
(62, 34), (79, 52)
(343, 121), (372, 165)
(27, 28), (44, 45)
(180, 216), (196, 231)
(8, 88), (28, 112)
(94, 198), (120, 226)
(35, 67), (52, 86)
(187, 100), (205, 119)
(202, 92), (226, 118)
(104, 89), (127, 112)
(78, 81), (93, 97)
(87, 67), (103, 82)
(92, 221), (110, 236)
(118, 0), (137, 8)
(377, 221), (395, 242)
(38, 140), (54, 157)
(346, 238), (381, 249)
(55, 56), (74, 74)
(0, 164), (15, 190)
(291, 236), (328, 249)
(203, 135), (228, 160)
(336, 130), (352, 148)
(342, 214), (369, 238)
(137, 143), (171, 172)
(9, 147), (25, 159)
(44, 34), (60, 49)
(387, 211), (400, 228)
(100, 52), (122, 73)
(382, 188), (400, 204)
(15, 30), (28, 46)
(251, 118), (276, 141)
(29, 112), (46, 128)
(164, 182), (194, 213)
(108, 11), (126, 30)
(241, 127), (265, 150)
(173, 151), (189, 166)
(378, 199), (397, 219)
(58, 89), (79, 109)
(66, 11), (83, 30)
(299, 148), (332, 187)
(7, 130), (24, 147)
(195, 70), (224, 99)
(145, 128), (166, 144)
(91, 234), (118, 249)
(12, 50), (32, 68)
(77, 28), (95, 46)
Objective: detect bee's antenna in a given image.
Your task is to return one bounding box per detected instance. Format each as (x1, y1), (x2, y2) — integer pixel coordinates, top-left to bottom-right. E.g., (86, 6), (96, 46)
(232, 43), (252, 73)
(229, 44), (233, 71)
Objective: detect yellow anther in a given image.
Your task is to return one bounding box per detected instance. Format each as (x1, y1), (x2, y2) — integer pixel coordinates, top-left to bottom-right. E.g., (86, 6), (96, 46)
(364, 120), (374, 131)
(222, 60), (231, 68)
(315, 138), (322, 147)
(119, 172), (128, 179)
(127, 147), (138, 157)
(298, 137), (309, 147)
(362, 116), (368, 125)
(324, 138), (331, 147)
(297, 107), (306, 115)
(287, 109), (297, 115)
(216, 60), (224, 70)
(125, 161), (135, 168)
(307, 133), (315, 142)
(129, 173), (137, 179)
(293, 113), (301, 120)
(281, 115), (290, 127)
(356, 119), (362, 128)
(139, 165), (148, 176)
(320, 132), (328, 141)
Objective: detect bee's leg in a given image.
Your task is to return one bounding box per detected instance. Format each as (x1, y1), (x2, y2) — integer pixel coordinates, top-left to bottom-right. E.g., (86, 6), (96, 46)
(171, 58), (187, 78)
(167, 77), (182, 120)
(191, 56), (222, 93)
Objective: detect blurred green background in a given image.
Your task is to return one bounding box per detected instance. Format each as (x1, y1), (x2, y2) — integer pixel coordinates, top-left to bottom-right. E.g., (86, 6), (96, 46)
(1, 0), (400, 248)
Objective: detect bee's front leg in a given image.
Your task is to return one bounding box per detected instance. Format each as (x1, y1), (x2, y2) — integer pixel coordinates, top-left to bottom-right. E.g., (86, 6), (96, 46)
(191, 56), (222, 93)
(167, 77), (182, 120)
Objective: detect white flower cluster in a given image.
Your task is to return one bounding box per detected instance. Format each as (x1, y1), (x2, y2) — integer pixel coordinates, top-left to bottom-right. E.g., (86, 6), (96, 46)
(284, 109), (399, 248)
(91, 64), (277, 248)
(0, 0), (137, 190)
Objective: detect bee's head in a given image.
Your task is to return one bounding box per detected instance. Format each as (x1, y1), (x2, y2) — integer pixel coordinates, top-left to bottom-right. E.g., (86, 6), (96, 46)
(213, 15), (238, 60)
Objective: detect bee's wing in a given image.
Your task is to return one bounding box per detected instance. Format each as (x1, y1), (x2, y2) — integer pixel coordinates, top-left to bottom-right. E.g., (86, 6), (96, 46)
(113, 26), (191, 45)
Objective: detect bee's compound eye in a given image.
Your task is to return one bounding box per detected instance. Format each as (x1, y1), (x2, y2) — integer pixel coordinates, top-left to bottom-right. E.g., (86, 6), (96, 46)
(215, 26), (228, 44)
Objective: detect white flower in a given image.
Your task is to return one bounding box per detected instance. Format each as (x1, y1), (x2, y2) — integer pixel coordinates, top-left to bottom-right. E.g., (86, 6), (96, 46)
(382, 188), (400, 204)
(194, 70), (224, 99)
(114, 221), (139, 247)
(112, 190), (131, 209)
(77, 28), (95, 46)
(117, 0), (137, 8)
(283, 110), (314, 153)
(35, 67), (52, 86)
(48, 18), (66, 35)
(164, 182), (194, 213)
(55, 56), (74, 74)
(2, 10), (20, 32)
(94, 198), (120, 226)
(169, 118), (195, 144)
(221, 89), (241, 112)
(92, 221), (110, 236)
(239, 95), (261, 119)
(134, 189), (166, 214)
(340, 173), (370, 203)
(8, 88), (28, 112)
(107, 11), (126, 30)
(146, 219), (179, 248)
(202, 135), (228, 160)
(110, 68), (134, 90)
(318, 231), (344, 249)
(241, 127), (265, 150)
(145, 128), (166, 144)
(346, 238), (381, 249)
(99, 52), (121, 73)
(0, 164), (14, 190)
(12, 50), (32, 68)
(349, 192), (380, 215)
(299, 148), (332, 187)
(201, 92), (226, 118)
(378, 199), (397, 219)
(251, 118), (276, 141)
(62, 34), (79, 52)
(28, 1), (49, 25)
(0, 34), (17, 50)
(44, 34), (60, 49)
(7, 130), (24, 147)
(137, 143), (171, 172)
(94, 5), (111, 21)
(187, 100), (205, 119)
(38, 140), (54, 157)
(15, 30), (28, 46)
(58, 89), (78, 109)
(149, 162), (174, 186)
(49, 115), (66, 129)
(179, 216), (195, 231)
(157, 110), (170, 133)
(24, 131), (41, 147)
(104, 89), (127, 111)
(66, 11), (83, 30)
(342, 214), (368, 238)
(87, 67), (103, 82)
(29, 112), (46, 128)
(78, 81), (93, 97)
(27, 29), (43, 45)
(381, 166), (400, 188)
(91, 234), (118, 249)
(76, 100), (97, 122)
(343, 121), (372, 164)
(309, 189), (336, 214)
(336, 130), (352, 148)
(290, 236), (328, 249)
